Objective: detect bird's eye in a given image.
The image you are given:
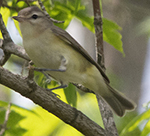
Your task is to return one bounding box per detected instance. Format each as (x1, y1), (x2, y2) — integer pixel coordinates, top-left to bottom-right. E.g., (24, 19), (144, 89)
(32, 14), (38, 19)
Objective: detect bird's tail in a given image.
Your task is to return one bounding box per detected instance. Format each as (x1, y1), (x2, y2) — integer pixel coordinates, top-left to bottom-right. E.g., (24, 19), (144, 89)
(102, 84), (136, 117)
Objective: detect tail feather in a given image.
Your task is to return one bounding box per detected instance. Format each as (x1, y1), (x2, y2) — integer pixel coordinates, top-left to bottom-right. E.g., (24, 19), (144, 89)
(103, 84), (136, 117)
(103, 96), (125, 116)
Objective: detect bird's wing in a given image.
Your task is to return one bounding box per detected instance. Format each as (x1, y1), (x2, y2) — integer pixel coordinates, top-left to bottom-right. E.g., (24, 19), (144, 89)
(51, 25), (110, 83)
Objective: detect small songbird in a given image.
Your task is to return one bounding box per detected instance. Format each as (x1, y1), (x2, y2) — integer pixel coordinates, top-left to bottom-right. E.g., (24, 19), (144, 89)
(13, 6), (136, 117)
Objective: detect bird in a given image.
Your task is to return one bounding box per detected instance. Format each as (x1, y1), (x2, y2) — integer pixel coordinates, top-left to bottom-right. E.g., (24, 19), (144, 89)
(12, 6), (136, 117)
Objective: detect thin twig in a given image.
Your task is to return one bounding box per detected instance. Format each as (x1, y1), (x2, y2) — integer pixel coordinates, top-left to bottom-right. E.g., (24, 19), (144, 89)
(0, 103), (11, 136)
(92, 0), (119, 135)
(38, 0), (64, 23)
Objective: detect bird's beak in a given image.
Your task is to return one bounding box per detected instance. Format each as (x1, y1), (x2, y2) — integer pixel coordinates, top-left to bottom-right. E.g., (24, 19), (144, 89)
(12, 16), (24, 22)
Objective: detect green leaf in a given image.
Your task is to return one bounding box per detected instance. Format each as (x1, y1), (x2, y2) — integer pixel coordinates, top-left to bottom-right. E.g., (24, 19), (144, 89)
(120, 109), (150, 136)
(141, 120), (150, 136)
(103, 18), (124, 55)
(64, 83), (77, 107)
(7, 110), (25, 126)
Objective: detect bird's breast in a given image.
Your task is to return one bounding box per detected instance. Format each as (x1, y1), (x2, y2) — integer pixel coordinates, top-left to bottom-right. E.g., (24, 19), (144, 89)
(22, 29), (96, 85)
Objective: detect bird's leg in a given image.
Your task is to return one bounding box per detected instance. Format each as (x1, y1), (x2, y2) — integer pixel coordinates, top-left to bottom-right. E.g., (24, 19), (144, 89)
(46, 82), (68, 98)
(47, 84), (68, 91)
(33, 56), (67, 72)
(42, 72), (52, 83)
(29, 56), (68, 97)
(33, 67), (65, 72)
(47, 56), (68, 90)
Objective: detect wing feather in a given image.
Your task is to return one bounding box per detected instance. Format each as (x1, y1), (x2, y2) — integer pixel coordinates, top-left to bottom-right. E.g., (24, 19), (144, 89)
(51, 25), (110, 83)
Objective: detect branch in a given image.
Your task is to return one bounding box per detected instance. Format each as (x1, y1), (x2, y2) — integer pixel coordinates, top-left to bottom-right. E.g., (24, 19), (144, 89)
(0, 103), (11, 136)
(0, 67), (105, 136)
(92, 0), (105, 70)
(0, 14), (12, 66)
(92, 0), (119, 135)
(0, 14), (29, 65)
(0, 13), (29, 64)
(0, 39), (30, 61)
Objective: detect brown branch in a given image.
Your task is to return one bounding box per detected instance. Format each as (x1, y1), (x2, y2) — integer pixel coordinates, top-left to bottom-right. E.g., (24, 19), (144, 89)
(92, 0), (119, 136)
(0, 103), (11, 136)
(92, 0), (105, 70)
(0, 14), (29, 64)
(0, 13), (12, 66)
(0, 67), (105, 136)
(0, 39), (30, 61)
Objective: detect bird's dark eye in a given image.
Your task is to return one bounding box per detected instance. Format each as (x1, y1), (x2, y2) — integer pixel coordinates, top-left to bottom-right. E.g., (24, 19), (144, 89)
(32, 14), (38, 19)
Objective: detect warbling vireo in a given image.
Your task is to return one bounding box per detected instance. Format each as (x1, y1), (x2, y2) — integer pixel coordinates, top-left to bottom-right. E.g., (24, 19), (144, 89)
(12, 6), (136, 117)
